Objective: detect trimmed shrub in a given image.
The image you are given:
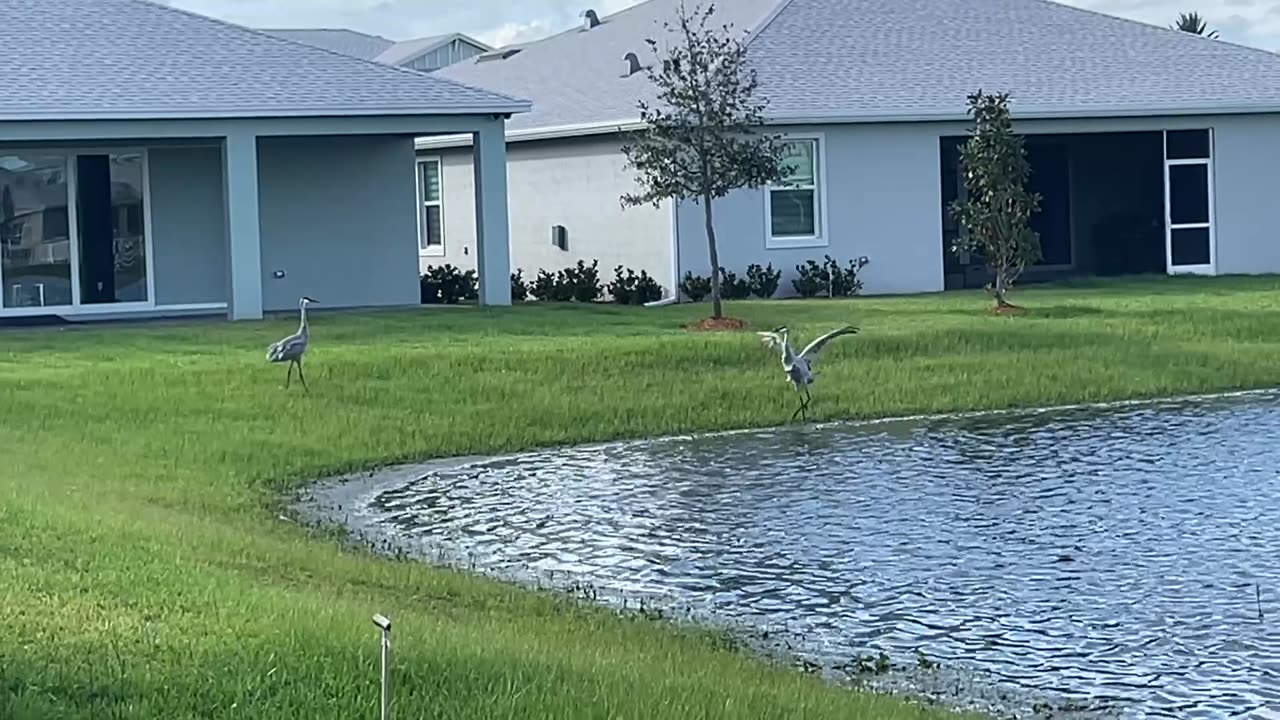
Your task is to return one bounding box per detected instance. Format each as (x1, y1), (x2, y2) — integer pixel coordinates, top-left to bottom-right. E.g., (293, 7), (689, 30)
(718, 267), (752, 300)
(679, 271), (712, 302)
(745, 263), (781, 299)
(608, 265), (665, 305)
(511, 269), (530, 302)
(562, 259), (603, 303)
(421, 264), (477, 304)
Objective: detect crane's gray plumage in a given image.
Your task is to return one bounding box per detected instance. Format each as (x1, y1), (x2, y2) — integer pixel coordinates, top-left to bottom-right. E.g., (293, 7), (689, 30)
(757, 325), (858, 421)
(267, 296), (317, 391)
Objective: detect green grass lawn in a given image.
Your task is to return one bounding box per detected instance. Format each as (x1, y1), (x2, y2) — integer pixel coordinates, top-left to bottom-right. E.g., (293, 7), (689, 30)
(4, 275), (1280, 719)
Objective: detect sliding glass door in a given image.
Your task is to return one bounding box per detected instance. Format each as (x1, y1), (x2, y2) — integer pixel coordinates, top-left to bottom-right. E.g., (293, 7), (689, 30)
(0, 150), (150, 311)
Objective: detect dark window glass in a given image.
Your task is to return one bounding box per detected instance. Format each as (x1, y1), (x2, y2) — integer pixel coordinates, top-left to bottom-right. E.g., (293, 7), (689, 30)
(1168, 164), (1209, 225)
(1170, 227), (1211, 266)
(1166, 129), (1210, 160)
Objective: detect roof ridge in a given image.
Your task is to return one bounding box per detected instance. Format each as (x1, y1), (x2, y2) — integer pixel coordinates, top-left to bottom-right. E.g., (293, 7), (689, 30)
(130, 0), (530, 109)
(1034, 0), (1280, 61)
(260, 26), (394, 42)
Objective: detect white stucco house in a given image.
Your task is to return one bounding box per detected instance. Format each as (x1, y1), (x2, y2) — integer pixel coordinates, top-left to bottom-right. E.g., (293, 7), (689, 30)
(0, 0), (526, 325)
(419, 0), (1280, 299)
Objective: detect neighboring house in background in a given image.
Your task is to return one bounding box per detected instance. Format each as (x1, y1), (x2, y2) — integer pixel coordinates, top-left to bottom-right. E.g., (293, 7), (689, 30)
(423, 0), (1280, 299)
(260, 28), (493, 73)
(0, 0), (526, 324)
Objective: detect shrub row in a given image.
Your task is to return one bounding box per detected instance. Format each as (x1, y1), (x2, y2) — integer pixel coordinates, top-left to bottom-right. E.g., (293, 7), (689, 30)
(678, 255), (871, 301)
(423, 255), (867, 305)
(422, 260), (665, 306)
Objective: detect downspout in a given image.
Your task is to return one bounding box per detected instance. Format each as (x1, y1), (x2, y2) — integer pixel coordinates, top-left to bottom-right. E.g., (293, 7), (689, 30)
(644, 196), (681, 307)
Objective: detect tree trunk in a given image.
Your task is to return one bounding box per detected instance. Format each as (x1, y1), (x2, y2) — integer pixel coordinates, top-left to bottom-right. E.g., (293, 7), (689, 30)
(993, 271), (1007, 308)
(703, 191), (722, 319)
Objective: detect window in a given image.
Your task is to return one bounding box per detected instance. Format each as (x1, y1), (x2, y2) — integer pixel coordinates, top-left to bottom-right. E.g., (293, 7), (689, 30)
(766, 136), (825, 248)
(417, 158), (444, 256)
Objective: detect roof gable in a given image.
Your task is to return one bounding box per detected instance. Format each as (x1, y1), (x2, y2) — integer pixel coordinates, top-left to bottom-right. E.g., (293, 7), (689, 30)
(0, 0), (528, 121)
(375, 34), (494, 67)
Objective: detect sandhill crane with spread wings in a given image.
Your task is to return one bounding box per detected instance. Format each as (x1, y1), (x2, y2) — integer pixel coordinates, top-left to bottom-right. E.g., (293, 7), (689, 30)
(757, 325), (859, 421)
(267, 296), (317, 391)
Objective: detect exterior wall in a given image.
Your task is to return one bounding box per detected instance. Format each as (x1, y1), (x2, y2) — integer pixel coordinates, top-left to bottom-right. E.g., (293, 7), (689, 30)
(149, 145), (227, 306)
(678, 123), (944, 296)
(427, 135), (672, 297)
(677, 113), (1280, 296)
(258, 134), (420, 313)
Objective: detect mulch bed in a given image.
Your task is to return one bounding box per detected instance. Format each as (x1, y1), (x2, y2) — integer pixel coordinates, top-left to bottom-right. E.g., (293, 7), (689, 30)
(685, 317), (750, 332)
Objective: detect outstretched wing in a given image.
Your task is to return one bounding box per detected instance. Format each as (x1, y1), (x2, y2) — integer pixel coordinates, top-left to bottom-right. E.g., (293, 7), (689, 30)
(799, 325), (858, 361)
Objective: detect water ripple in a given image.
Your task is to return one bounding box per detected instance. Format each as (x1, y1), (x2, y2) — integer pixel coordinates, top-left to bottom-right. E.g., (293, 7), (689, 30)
(355, 392), (1280, 718)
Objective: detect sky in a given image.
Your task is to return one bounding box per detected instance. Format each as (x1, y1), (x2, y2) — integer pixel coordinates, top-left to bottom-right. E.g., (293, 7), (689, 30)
(160, 0), (1280, 51)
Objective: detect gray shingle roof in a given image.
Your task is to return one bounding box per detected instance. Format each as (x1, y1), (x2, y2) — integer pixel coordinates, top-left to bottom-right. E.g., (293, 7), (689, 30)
(259, 28), (395, 61)
(434, 0), (1280, 136)
(435, 0), (782, 132)
(0, 0), (529, 122)
(751, 0), (1280, 120)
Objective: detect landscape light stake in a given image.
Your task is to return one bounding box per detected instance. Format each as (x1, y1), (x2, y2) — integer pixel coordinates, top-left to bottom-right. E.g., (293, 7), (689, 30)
(373, 614), (393, 720)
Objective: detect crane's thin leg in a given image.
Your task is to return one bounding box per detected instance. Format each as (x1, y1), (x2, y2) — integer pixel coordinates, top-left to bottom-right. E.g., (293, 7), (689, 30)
(297, 360), (309, 393)
(285, 362), (294, 389)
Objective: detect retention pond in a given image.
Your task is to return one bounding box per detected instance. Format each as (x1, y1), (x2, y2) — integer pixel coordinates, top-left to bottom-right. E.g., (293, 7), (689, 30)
(300, 391), (1280, 719)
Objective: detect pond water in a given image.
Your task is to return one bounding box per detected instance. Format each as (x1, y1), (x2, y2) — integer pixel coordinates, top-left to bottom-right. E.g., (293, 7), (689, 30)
(324, 392), (1280, 719)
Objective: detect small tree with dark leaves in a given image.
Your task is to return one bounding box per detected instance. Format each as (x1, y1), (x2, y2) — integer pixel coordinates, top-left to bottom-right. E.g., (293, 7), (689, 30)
(1172, 11), (1218, 38)
(620, 1), (789, 320)
(950, 90), (1042, 310)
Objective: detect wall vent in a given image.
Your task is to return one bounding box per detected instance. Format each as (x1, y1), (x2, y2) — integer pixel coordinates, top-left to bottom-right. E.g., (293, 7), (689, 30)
(622, 51), (643, 77)
(551, 224), (568, 251)
(476, 47), (523, 63)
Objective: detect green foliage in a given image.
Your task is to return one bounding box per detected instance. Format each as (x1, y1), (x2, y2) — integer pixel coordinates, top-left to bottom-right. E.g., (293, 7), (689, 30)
(1172, 11), (1218, 38)
(745, 263), (781, 299)
(421, 264), (478, 304)
(531, 268), (573, 302)
(511, 269), (530, 302)
(828, 255), (870, 297)
(619, 1), (790, 319)
(608, 265), (666, 305)
(562, 259), (603, 302)
(792, 259), (829, 299)
(680, 271), (713, 302)
(791, 256), (870, 298)
(718, 267), (753, 300)
(949, 90), (1042, 307)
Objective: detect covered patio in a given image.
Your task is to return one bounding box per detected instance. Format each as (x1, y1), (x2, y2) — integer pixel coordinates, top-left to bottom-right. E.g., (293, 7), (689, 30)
(0, 0), (529, 323)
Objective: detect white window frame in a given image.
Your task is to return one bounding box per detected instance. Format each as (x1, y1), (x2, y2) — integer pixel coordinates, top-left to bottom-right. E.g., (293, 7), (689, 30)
(1163, 128), (1215, 276)
(416, 157), (445, 257)
(764, 133), (829, 249)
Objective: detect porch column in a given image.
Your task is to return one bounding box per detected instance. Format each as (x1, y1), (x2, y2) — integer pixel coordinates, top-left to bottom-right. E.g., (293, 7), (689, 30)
(472, 118), (512, 306)
(223, 130), (263, 320)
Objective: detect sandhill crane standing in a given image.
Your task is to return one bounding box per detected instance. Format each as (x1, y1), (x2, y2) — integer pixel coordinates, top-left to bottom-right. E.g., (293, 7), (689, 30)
(757, 325), (859, 422)
(267, 296), (317, 391)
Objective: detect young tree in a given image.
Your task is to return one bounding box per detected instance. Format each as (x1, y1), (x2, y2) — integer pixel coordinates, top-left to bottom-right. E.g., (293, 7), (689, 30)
(949, 90), (1042, 311)
(620, 1), (789, 321)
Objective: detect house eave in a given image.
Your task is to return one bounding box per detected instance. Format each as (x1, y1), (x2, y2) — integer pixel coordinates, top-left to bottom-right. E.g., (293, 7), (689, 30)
(0, 103), (532, 123)
(413, 101), (1280, 150)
